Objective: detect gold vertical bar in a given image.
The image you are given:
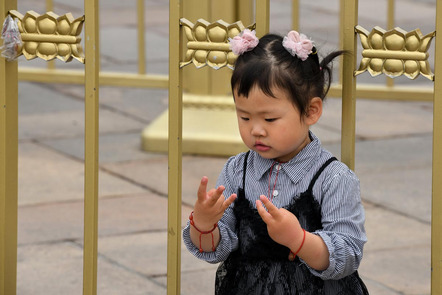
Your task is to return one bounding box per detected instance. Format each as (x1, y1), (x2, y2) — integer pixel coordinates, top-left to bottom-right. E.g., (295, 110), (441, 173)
(167, 1), (182, 294)
(237, 0), (253, 26)
(339, 0), (344, 84)
(83, 0), (100, 294)
(432, 1), (442, 293)
(386, 0), (394, 87)
(0, 2), (18, 294)
(255, 0), (269, 37)
(340, 0), (358, 170)
(291, 0), (299, 31)
(46, 0), (55, 70)
(137, 0), (146, 74)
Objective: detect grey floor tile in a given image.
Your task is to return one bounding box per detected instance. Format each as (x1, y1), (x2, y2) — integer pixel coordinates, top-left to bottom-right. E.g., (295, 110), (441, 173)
(19, 108), (146, 140)
(363, 205), (430, 252)
(359, 247), (430, 295)
(18, 82), (83, 115)
(102, 155), (229, 206)
(41, 132), (164, 163)
(17, 242), (165, 295)
(18, 142), (147, 205)
(95, 231), (213, 278)
(18, 192), (183, 245)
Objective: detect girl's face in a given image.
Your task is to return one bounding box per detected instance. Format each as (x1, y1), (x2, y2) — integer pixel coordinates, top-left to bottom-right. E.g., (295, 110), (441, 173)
(234, 86), (319, 163)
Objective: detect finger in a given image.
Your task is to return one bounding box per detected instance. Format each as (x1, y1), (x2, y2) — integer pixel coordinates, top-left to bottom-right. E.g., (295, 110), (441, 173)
(256, 199), (272, 223)
(197, 176), (209, 201)
(207, 185), (225, 205)
(259, 195), (280, 216)
(223, 193), (237, 209)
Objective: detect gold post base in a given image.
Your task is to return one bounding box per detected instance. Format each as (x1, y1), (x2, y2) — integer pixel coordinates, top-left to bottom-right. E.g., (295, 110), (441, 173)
(142, 94), (247, 157)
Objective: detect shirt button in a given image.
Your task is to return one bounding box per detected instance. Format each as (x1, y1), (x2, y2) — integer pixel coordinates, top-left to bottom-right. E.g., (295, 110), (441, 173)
(276, 165), (282, 171)
(273, 190), (279, 197)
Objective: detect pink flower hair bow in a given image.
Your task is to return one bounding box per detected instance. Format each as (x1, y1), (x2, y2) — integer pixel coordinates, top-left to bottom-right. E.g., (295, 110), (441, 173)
(282, 31), (313, 61)
(229, 29), (259, 55)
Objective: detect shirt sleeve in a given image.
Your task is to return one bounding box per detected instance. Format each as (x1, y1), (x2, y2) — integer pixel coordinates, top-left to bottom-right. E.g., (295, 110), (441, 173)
(306, 164), (367, 280)
(182, 155), (241, 264)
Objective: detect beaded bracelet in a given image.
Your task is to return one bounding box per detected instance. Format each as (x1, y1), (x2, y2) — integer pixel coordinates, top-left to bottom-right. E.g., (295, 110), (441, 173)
(289, 228), (306, 261)
(189, 211), (218, 253)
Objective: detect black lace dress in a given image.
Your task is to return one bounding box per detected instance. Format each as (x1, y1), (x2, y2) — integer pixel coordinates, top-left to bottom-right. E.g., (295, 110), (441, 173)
(215, 153), (369, 295)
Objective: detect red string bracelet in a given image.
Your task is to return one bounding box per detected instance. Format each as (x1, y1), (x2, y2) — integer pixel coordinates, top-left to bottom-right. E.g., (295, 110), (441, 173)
(189, 211), (218, 253)
(290, 228), (306, 260)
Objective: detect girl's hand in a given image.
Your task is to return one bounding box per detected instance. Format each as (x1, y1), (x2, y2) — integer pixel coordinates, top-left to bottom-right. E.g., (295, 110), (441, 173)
(192, 176), (237, 231)
(256, 195), (304, 251)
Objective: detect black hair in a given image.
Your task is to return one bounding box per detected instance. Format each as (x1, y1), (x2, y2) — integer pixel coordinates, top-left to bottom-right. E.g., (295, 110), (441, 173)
(231, 33), (344, 116)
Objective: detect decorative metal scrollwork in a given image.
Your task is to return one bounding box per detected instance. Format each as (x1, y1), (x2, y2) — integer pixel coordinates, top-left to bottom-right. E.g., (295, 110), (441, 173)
(8, 10), (85, 63)
(180, 18), (254, 70)
(355, 25), (435, 80)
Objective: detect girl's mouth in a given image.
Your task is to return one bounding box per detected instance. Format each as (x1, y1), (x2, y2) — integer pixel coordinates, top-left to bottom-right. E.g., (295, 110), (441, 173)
(254, 142), (271, 152)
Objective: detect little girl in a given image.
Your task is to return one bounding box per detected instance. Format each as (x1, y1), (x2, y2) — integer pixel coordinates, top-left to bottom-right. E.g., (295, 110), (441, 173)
(183, 30), (368, 294)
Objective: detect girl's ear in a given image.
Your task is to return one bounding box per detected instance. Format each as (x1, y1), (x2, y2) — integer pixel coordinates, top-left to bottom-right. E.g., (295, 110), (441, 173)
(305, 97), (322, 126)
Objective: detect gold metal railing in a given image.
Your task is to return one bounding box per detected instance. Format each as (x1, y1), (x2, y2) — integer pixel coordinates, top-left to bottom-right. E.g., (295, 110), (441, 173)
(167, 2), (183, 293)
(1, 0), (441, 294)
(340, 0), (358, 171)
(0, 2), (18, 294)
(0, 1), (100, 295)
(167, 0), (441, 294)
(166, 2), (270, 292)
(82, 1), (99, 294)
(341, 1), (441, 293)
(432, 2), (442, 293)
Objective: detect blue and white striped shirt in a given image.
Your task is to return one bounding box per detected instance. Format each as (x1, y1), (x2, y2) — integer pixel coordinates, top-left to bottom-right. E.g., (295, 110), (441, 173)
(183, 132), (367, 280)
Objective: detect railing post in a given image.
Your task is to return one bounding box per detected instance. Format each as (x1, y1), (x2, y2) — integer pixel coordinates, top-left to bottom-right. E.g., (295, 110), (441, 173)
(340, 0), (358, 170)
(0, 1), (18, 295)
(83, 0), (100, 294)
(291, 0), (299, 31)
(167, 0), (183, 294)
(255, 0), (269, 38)
(137, 0), (146, 75)
(432, 1), (442, 293)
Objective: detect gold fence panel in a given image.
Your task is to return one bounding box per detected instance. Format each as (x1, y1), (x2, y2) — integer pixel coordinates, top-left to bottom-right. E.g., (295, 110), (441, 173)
(2, 0), (440, 294)
(345, 0), (441, 292)
(167, 1), (269, 293)
(0, 0), (100, 294)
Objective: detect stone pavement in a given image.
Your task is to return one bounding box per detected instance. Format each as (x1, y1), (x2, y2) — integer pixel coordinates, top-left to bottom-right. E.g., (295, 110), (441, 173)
(13, 0), (436, 294)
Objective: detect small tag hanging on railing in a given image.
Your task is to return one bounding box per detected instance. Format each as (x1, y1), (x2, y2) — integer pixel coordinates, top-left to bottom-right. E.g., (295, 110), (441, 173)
(1, 15), (22, 61)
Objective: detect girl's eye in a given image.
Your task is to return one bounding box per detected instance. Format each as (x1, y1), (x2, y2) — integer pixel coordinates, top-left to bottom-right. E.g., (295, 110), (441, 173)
(265, 118), (277, 122)
(241, 117), (249, 121)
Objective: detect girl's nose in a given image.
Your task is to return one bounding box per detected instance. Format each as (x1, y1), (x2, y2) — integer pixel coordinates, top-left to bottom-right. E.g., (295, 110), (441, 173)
(251, 124), (266, 137)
